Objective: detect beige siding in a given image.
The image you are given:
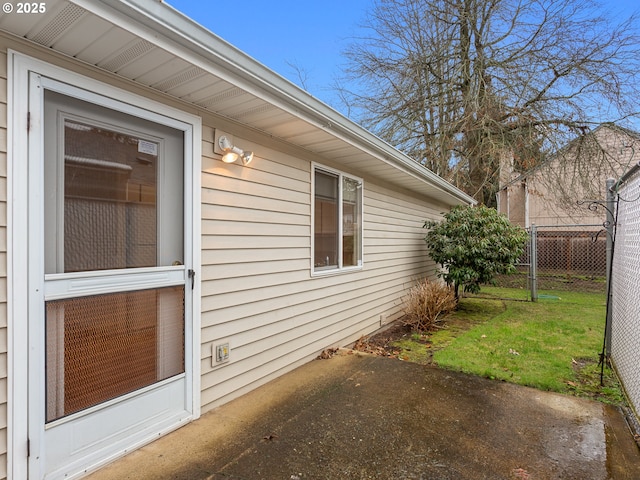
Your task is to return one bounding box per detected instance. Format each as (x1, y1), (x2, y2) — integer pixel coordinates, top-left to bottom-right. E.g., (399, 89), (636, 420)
(527, 174), (604, 228)
(0, 46), (7, 480)
(199, 125), (449, 411)
(502, 126), (640, 230)
(501, 183), (527, 227)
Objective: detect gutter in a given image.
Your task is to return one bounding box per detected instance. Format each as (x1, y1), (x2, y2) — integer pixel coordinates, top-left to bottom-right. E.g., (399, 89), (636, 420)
(611, 161), (640, 192)
(81, 0), (474, 206)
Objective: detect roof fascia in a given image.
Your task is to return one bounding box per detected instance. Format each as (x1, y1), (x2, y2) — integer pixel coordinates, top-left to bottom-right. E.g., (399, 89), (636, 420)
(75, 0), (474, 205)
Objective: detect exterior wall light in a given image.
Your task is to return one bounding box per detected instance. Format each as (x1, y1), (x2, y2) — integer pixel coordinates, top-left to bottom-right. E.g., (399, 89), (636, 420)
(218, 135), (254, 165)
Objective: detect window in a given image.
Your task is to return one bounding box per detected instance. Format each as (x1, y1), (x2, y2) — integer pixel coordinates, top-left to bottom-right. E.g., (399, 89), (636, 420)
(44, 91), (185, 274)
(313, 165), (363, 273)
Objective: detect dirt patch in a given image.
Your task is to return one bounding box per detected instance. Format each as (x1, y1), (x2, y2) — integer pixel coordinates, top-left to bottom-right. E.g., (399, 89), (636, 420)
(352, 320), (442, 364)
(351, 323), (407, 358)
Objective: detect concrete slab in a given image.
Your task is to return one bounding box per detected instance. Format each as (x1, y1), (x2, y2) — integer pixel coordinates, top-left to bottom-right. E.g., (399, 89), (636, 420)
(87, 351), (640, 479)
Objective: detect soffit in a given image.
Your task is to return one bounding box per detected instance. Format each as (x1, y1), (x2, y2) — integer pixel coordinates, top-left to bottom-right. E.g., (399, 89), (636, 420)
(0, 0), (474, 206)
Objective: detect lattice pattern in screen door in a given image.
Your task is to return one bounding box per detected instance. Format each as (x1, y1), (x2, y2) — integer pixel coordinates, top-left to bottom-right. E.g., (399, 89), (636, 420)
(45, 286), (185, 423)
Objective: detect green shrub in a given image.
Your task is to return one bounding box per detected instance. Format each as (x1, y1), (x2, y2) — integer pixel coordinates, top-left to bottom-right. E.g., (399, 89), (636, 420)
(424, 205), (528, 297)
(403, 279), (457, 332)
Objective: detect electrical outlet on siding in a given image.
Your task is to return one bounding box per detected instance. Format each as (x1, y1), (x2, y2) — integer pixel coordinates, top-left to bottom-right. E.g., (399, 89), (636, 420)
(213, 342), (230, 366)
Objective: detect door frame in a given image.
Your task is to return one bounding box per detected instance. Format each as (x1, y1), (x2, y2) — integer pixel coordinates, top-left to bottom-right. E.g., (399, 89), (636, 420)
(7, 51), (202, 478)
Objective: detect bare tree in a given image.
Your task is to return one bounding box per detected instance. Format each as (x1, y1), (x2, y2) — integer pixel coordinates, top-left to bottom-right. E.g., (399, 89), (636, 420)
(340, 0), (640, 206)
(286, 59), (312, 91)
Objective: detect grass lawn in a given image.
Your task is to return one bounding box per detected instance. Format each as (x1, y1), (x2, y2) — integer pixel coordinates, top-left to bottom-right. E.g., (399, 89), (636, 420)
(391, 286), (624, 405)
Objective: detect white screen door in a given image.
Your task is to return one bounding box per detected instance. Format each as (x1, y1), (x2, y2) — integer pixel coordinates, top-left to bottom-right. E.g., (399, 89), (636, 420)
(27, 81), (195, 479)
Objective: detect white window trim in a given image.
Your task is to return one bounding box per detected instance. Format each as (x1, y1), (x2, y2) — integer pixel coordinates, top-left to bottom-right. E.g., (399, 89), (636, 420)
(7, 51), (202, 478)
(311, 163), (364, 276)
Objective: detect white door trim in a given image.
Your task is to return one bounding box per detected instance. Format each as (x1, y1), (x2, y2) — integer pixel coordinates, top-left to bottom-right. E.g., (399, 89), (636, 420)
(7, 51), (202, 479)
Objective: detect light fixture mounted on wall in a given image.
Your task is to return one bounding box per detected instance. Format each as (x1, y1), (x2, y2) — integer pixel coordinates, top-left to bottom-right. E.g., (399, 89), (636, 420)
(218, 135), (254, 165)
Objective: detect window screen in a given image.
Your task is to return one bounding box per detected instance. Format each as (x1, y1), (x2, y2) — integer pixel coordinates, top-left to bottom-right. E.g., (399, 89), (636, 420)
(45, 286), (185, 422)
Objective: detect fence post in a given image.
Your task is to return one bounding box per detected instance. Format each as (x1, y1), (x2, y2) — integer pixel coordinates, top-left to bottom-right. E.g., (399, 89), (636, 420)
(530, 223), (538, 302)
(604, 178), (615, 358)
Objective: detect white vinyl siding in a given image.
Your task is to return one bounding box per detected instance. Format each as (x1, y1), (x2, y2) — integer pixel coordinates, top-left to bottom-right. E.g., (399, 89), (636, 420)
(0, 47), (8, 480)
(199, 130), (449, 411)
(365, 185), (442, 276)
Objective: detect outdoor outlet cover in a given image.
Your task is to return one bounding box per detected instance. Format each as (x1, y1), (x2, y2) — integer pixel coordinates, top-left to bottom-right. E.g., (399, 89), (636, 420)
(215, 343), (230, 363)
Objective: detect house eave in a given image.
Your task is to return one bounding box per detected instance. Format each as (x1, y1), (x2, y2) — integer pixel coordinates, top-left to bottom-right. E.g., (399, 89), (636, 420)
(2, 0), (474, 206)
(97, 0), (475, 205)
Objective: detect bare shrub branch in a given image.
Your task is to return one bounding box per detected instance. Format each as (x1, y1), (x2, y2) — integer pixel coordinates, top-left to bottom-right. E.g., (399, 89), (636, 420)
(403, 279), (457, 332)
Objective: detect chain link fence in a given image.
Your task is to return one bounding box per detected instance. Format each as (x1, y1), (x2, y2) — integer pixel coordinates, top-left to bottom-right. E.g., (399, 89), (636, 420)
(530, 225), (607, 296)
(493, 224), (607, 299)
(610, 166), (640, 421)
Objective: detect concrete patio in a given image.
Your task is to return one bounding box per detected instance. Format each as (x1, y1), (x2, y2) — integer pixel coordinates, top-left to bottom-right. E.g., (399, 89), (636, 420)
(87, 350), (640, 479)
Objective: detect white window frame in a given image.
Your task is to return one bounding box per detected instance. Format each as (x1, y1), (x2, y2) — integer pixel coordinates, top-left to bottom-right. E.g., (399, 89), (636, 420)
(7, 51), (202, 479)
(311, 163), (363, 275)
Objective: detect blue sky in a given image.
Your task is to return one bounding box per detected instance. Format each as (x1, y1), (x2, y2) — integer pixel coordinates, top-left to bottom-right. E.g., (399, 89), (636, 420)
(167, 0), (639, 116)
(166, 0), (367, 110)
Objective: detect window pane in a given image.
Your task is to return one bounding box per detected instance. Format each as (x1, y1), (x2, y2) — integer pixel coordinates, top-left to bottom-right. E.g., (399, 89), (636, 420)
(314, 170), (339, 269)
(45, 286), (185, 422)
(343, 177), (361, 266)
(62, 120), (160, 272)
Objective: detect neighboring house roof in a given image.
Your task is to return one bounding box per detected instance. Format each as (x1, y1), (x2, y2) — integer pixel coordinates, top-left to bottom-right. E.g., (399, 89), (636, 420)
(500, 123), (640, 191)
(0, 0), (474, 206)
(498, 123), (640, 227)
